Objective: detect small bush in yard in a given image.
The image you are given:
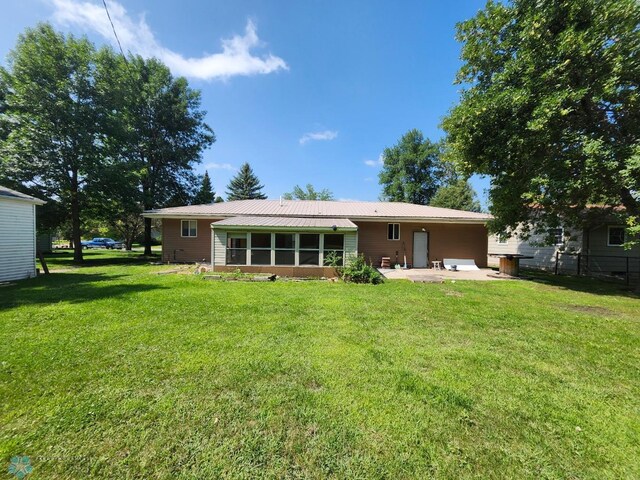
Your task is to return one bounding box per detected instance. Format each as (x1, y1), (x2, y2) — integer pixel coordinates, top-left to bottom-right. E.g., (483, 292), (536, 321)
(342, 254), (383, 284)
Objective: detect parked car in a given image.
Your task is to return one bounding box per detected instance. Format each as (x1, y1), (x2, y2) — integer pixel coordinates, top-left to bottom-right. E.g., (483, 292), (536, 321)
(81, 238), (124, 249)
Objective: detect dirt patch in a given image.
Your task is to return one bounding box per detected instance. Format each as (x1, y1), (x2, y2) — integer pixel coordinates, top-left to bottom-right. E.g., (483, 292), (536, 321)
(563, 304), (615, 316)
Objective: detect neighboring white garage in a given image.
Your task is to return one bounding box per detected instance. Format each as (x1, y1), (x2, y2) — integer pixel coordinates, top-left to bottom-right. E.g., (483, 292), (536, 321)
(0, 186), (46, 282)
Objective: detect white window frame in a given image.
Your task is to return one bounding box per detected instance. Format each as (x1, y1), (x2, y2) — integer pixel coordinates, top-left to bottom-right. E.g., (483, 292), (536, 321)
(607, 225), (625, 247)
(548, 227), (564, 246)
(387, 223), (400, 241)
(181, 219), (197, 238)
(496, 235), (508, 245)
(226, 232), (247, 265)
(248, 232), (272, 266)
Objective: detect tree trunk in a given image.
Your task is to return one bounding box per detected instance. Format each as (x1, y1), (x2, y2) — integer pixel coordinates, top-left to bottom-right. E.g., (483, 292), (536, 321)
(71, 169), (83, 263)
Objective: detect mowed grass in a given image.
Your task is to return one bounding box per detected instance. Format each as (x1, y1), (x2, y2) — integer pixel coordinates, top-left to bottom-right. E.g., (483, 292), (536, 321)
(1, 251), (639, 479)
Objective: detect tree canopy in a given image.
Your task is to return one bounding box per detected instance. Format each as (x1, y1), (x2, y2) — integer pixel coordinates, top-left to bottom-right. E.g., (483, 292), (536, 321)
(283, 184), (334, 201)
(0, 24), (104, 261)
(378, 130), (444, 205)
(0, 24), (215, 258)
(193, 171), (215, 204)
(442, 0), (640, 241)
(430, 179), (482, 212)
(226, 163), (267, 200)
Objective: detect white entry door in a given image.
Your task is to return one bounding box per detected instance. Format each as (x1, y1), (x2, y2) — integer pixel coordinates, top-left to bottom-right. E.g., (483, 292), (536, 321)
(413, 232), (428, 268)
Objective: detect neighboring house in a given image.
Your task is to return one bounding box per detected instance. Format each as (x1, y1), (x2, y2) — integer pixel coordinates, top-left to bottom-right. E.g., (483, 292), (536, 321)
(0, 186), (46, 282)
(144, 200), (492, 276)
(488, 223), (640, 278)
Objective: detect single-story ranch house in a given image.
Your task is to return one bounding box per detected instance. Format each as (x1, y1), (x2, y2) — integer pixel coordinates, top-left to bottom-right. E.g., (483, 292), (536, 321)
(144, 200), (492, 276)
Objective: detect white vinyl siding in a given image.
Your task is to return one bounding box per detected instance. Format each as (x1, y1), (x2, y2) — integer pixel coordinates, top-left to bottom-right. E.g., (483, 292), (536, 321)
(0, 199), (37, 282)
(212, 229), (227, 267)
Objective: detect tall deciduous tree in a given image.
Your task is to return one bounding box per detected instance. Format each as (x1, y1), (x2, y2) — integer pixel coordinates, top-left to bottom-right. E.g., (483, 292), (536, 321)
(430, 179), (482, 212)
(226, 163), (267, 200)
(378, 130), (444, 205)
(442, 0), (640, 241)
(0, 24), (104, 262)
(193, 171), (215, 204)
(99, 52), (215, 255)
(283, 184), (334, 200)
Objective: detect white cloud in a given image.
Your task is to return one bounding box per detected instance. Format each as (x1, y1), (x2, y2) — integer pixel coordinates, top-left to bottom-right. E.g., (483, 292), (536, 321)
(49, 0), (288, 80)
(299, 130), (338, 145)
(364, 154), (384, 168)
(204, 162), (236, 171)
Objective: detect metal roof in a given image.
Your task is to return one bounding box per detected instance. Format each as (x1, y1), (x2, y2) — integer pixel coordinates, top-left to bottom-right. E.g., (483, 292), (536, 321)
(145, 199), (492, 223)
(0, 186), (46, 205)
(211, 216), (358, 230)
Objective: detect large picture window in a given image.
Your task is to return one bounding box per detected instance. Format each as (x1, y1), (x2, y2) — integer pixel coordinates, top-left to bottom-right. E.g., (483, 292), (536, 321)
(323, 234), (344, 266)
(181, 220), (197, 237)
(251, 233), (272, 265)
(226, 234), (247, 265)
(608, 226), (625, 247)
(387, 223), (400, 241)
(275, 233), (295, 265)
(299, 234), (320, 265)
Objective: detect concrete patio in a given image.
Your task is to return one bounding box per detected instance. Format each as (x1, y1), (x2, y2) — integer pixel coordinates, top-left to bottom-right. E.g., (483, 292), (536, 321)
(378, 267), (514, 282)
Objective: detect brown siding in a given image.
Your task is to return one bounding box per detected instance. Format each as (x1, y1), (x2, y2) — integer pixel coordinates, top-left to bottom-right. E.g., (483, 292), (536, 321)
(162, 218), (489, 268)
(354, 221), (488, 268)
(162, 218), (221, 262)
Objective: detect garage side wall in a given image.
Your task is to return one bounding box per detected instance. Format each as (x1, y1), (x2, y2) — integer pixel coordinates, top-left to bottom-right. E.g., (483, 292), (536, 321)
(161, 218), (221, 262)
(355, 221), (488, 268)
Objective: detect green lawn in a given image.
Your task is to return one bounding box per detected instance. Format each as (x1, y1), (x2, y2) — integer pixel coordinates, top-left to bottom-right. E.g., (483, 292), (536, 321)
(1, 251), (639, 479)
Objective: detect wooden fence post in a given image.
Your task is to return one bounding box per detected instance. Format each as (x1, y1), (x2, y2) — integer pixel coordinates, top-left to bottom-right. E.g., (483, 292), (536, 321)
(577, 253), (581, 276)
(626, 257), (630, 286)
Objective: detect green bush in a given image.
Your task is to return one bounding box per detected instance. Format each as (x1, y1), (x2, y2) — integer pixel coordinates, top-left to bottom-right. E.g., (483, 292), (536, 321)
(341, 254), (383, 284)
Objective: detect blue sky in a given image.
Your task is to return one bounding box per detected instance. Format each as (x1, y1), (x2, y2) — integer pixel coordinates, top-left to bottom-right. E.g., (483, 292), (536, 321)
(0, 0), (491, 206)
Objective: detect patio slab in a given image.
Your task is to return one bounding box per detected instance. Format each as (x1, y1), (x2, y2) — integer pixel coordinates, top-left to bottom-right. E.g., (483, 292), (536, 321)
(378, 267), (514, 282)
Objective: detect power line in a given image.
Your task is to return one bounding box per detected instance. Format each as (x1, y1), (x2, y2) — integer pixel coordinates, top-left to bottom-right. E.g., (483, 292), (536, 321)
(102, 0), (127, 62)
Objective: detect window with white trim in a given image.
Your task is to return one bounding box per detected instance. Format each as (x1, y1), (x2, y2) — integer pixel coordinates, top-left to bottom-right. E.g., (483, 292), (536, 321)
(275, 233), (295, 265)
(607, 226), (625, 247)
(387, 223), (400, 241)
(548, 227), (564, 246)
(181, 220), (197, 237)
(250, 233), (272, 265)
(323, 234), (344, 266)
(299, 234), (320, 266)
(226, 234), (247, 264)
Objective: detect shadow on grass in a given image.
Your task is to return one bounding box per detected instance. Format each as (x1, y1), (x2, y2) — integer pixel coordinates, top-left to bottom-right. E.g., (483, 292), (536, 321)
(43, 250), (159, 268)
(0, 272), (168, 308)
(522, 269), (639, 298)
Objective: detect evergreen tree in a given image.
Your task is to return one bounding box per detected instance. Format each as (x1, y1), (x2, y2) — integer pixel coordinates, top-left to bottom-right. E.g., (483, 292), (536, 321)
(193, 171), (215, 204)
(226, 163), (267, 200)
